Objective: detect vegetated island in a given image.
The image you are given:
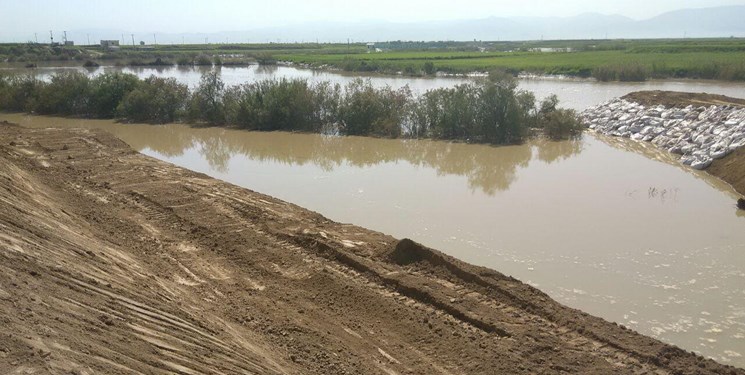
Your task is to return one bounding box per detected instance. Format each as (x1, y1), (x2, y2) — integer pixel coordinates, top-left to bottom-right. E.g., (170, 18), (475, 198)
(2, 121), (744, 374)
(0, 70), (584, 143)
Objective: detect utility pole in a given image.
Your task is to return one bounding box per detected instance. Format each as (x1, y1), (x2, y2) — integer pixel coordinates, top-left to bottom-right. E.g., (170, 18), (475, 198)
(131, 34), (135, 47)
(87, 34), (90, 45)
(34, 33), (38, 43)
(49, 30), (54, 45)
(153, 34), (157, 45)
(63, 31), (67, 44)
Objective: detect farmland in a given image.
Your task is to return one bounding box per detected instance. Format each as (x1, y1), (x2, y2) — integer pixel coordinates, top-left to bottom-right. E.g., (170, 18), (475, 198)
(2, 38), (745, 81)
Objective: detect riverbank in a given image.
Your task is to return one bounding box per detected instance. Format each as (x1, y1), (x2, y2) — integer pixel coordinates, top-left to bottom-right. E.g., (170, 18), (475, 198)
(2, 122), (742, 374)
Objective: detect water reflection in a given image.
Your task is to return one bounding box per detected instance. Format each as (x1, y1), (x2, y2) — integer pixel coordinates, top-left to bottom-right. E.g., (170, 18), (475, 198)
(130, 125), (575, 195)
(1, 114), (583, 194)
(596, 133), (745, 219)
(534, 138), (585, 164)
(254, 64), (279, 75)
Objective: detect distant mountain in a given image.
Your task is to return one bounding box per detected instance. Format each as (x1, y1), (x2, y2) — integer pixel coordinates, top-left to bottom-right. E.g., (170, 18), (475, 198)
(30, 5), (745, 45)
(633, 6), (745, 38)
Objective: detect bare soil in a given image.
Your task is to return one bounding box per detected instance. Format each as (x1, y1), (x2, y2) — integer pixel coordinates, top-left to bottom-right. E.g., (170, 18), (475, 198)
(623, 90), (745, 109)
(1, 122), (742, 374)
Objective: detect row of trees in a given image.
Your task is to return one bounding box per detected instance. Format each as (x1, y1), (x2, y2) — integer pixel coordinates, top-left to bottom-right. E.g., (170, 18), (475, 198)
(0, 71), (583, 142)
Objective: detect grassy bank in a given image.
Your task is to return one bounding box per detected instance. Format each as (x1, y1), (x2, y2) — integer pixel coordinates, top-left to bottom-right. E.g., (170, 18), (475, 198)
(280, 48), (745, 81)
(0, 71), (582, 143)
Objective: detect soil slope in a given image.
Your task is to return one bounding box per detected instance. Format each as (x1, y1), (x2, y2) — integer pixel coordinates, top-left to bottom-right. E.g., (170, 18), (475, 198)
(1, 123), (742, 374)
(709, 146), (745, 196)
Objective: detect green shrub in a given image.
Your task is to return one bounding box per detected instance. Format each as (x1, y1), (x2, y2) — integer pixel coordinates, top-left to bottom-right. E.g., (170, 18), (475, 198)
(118, 76), (188, 123)
(542, 108), (583, 140)
(592, 63), (649, 82)
(226, 79), (335, 132)
(410, 83), (479, 139)
(717, 63), (745, 81)
(473, 71), (529, 144)
(338, 79), (410, 138)
(176, 55), (192, 66)
(256, 53), (277, 65)
(34, 71), (90, 115)
(194, 54), (213, 66)
(409, 72), (535, 143)
(0, 75), (43, 112)
(89, 72), (140, 118)
(617, 63), (649, 82)
(591, 66), (616, 81)
(423, 61), (436, 75)
(187, 71), (226, 124)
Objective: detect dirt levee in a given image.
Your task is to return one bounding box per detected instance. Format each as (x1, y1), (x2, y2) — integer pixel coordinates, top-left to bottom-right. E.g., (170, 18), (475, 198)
(1, 123), (742, 374)
(623, 90), (745, 108)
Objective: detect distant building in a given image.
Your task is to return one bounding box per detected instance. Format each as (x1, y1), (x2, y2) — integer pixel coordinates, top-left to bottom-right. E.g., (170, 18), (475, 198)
(367, 42), (375, 51)
(529, 47), (573, 53)
(64, 41), (74, 46)
(100, 40), (120, 50)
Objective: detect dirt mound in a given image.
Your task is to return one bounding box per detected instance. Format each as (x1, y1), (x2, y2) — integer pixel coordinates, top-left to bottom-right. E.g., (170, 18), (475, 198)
(623, 90), (745, 108)
(1, 124), (742, 374)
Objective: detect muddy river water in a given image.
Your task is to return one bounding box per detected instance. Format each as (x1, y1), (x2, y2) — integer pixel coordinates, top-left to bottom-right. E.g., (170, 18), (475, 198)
(2, 65), (745, 366)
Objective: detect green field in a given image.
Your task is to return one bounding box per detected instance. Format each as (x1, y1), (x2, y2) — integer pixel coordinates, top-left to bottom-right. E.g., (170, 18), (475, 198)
(281, 49), (743, 77)
(2, 38), (745, 81)
(276, 39), (745, 81)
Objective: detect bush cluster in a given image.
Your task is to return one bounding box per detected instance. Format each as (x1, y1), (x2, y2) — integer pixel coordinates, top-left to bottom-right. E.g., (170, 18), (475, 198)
(592, 63), (651, 82)
(592, 61), (745, 82)
(0, 70), (583, 142)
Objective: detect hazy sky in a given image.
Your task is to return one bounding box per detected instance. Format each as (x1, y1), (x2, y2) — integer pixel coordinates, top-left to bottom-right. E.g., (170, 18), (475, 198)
(2, 0), (745, 35)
